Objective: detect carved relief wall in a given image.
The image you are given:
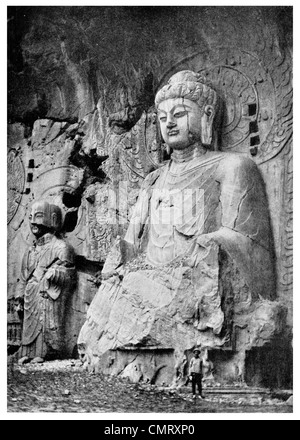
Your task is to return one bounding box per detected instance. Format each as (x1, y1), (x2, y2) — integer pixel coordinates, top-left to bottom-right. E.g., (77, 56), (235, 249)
(8, 6), (292, 384)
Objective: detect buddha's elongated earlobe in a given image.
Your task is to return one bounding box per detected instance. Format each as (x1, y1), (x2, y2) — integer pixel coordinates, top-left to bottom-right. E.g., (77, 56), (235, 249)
(51, 213), (58, 230)
(201, 105), (215, 146)
(50, 204), (63, 232)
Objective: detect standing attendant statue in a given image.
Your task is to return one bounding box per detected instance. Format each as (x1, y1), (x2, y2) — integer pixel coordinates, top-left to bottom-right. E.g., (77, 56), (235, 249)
(15, 200), (76, 363)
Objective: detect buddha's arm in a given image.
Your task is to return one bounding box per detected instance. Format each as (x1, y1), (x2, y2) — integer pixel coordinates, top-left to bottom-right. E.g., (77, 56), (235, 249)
(194, 155), (275, 300)
(100, 190), (150, 277)
(124, 169), (161, 248)
(197, 154), (272, 252)
(101, 169), (161, 278)
(123, 188), (151, 249)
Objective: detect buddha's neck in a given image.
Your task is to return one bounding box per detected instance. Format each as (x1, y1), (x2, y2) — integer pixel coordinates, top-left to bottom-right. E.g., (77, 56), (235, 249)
(171, 143), (207, 163)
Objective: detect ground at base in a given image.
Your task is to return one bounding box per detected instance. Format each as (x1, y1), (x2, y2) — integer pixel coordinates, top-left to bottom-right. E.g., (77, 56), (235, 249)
(7, 360), (293, 414)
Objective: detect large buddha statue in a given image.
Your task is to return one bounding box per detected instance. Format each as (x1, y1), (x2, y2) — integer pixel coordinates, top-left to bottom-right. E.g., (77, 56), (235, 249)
(78, 71), (284, 385)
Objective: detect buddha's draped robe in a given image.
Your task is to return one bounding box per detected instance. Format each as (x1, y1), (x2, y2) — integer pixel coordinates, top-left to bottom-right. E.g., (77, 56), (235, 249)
(125, 152), (275, 299)
(79, 152), (276, 354)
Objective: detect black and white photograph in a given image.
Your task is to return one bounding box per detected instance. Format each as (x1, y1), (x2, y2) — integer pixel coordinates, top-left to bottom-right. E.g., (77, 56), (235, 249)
(5, 2), (295, 421)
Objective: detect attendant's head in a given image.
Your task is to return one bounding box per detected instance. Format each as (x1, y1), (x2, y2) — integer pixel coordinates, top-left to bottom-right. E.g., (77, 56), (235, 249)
(29, 200), (63, 239)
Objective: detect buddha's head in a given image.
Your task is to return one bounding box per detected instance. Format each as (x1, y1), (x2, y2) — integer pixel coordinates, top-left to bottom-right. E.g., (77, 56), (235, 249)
(155, 70), (220, 151)
(29, 200), (63, 239)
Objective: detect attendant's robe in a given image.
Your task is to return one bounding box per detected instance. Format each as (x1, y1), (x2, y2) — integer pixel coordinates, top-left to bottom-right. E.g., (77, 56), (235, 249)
(16, 233), (75, 359)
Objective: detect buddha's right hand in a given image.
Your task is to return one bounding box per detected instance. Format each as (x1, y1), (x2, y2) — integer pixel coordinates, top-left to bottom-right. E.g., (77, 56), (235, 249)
(101, 270), (122, 281)
(87, 271), (102, 287)
(88, 269), (123, 286)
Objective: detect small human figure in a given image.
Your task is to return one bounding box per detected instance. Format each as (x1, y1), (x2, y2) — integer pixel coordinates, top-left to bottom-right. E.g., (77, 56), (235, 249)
(189, 348), (205, 399)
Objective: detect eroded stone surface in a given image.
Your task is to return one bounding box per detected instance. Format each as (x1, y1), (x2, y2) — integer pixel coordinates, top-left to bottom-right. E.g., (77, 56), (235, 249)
(12, 200), (76, 362)
(78, 69), (288, 387)
(8, 7), (292, 387)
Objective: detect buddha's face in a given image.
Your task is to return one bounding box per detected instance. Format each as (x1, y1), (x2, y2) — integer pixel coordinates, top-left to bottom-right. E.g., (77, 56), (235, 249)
(157, 98), (202, 150)
(29, 202), (51, 238)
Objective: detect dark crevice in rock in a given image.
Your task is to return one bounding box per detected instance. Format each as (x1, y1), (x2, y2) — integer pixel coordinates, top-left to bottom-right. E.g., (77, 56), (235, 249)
(245, 336), (293, 389)
(109, 72), (155, 135)
(60, 137), (110, 232)
(150, 364), (167, 385)
(79, 107), (98, 123)
(109, 105), (144, 135)
(63, 210), (79, 233)
(69, 137), (109, 180)
(87, 62), (101, 108)
(62, 191), (82, 209)
(45, 116), (79, 124)
(75, 255), (104, 275)
(8, 6), (35, 73)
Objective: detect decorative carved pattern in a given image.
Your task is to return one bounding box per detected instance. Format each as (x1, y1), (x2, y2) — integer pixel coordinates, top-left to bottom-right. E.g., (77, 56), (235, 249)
(117, 43), (291, 172)
(278, 140), (293, 303)
(118, 125), (145, 180)
(7, 300), (22, 347)
(86, 183), (116, 261)
(7, 149), (25, 225)
(152, 44), (292, 166)
(259, 43), (293, 164)
(201, 60), (263, 152)
(199, 45), (292, 164)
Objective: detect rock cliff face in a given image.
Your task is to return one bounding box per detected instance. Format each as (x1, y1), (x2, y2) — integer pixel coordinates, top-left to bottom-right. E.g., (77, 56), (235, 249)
(8, 6), (292, 387)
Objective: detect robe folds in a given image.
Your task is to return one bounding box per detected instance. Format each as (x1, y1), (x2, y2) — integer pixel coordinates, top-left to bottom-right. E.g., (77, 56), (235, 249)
(125, 152), (275, 301)
(16, 233), (75, 359)
(78, 152), (278, 360)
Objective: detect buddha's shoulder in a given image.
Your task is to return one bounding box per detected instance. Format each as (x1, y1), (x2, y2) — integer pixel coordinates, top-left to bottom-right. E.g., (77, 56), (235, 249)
(217, 152), (259, 177)
(177, 152), (256, 174)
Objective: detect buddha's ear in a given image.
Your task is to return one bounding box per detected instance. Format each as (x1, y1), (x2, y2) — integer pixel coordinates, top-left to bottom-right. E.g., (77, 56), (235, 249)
(201, 105), (215, 146)
(51, 212), (59, 230)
